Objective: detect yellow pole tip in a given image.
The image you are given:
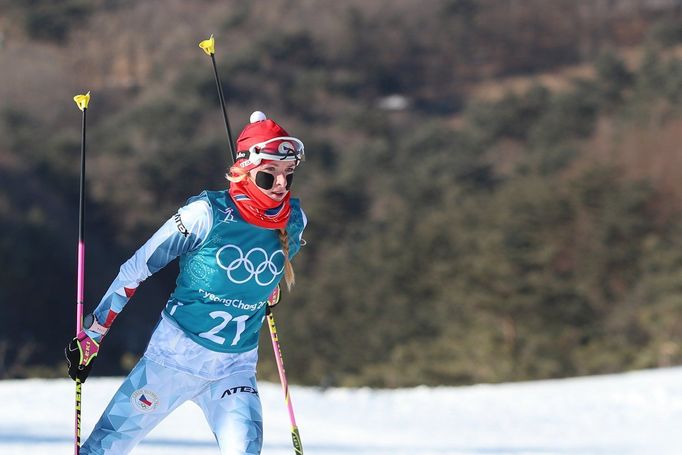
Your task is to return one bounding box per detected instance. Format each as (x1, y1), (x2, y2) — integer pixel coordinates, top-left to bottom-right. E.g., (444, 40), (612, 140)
(73, 91), (91, 111)
(199, 34), (215, 55)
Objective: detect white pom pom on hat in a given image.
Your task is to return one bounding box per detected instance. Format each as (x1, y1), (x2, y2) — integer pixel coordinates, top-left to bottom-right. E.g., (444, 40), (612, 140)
(250, 111), (267, 123)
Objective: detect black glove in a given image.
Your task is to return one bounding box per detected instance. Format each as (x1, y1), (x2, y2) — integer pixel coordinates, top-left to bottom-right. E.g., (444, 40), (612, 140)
(266, 284), (281, 314)
(65, 330), (100, 383)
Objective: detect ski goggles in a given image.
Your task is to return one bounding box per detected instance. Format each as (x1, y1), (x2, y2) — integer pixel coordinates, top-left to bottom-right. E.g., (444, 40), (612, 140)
(242, 136), (305, 167)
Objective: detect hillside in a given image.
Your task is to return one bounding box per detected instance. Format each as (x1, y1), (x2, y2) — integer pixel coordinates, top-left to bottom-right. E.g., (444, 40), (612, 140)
(2, 0), (682, 387)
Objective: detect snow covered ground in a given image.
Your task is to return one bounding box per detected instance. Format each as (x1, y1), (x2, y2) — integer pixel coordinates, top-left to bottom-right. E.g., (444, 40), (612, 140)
(1, 367), (681, 454)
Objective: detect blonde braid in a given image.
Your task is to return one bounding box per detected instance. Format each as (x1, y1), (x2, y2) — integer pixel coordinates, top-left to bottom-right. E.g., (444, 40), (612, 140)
(279, 228), (295, 290)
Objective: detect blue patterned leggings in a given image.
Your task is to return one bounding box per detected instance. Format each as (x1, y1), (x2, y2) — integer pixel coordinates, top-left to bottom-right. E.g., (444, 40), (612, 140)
(81, 357), (263, 454)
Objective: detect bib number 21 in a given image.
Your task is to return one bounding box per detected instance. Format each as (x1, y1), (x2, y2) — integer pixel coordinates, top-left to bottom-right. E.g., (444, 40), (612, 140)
(199, 311), (249, 346)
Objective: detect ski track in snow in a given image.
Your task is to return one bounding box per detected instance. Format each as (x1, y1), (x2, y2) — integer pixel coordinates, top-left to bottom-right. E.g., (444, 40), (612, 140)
(1, 367), (681, 454)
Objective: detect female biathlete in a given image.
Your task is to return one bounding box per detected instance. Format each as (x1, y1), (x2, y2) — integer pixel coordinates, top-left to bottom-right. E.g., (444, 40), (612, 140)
(65, 111), (307, 455)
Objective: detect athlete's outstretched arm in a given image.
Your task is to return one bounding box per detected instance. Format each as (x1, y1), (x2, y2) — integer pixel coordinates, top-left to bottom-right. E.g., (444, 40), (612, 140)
(66, 197), (213, 381)
(87, 198), (213, 341)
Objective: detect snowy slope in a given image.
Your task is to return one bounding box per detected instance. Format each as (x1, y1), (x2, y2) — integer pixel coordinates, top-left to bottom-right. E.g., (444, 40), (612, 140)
(1, 367), (681, 454)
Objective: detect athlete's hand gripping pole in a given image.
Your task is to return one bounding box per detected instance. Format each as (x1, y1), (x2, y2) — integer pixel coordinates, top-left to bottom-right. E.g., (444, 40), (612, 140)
(71, 91), (90, 455)
(199, 34), (236, 163)
(267, 285), (304, 454)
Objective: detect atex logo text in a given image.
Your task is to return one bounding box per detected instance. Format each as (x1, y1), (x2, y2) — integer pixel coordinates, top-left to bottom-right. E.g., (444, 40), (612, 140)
(221, 386), (259, 398)
(173, 213), (189, 237)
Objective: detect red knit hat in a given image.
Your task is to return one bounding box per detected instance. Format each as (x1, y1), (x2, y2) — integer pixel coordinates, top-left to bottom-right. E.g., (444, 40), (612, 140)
(234, 111), (305, 172)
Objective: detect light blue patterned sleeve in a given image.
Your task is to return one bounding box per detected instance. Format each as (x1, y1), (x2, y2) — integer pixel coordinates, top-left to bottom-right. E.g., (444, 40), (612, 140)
(87, 198), (213, 341)
(287, 205), (307, 259)
(300, 208), (307, 243)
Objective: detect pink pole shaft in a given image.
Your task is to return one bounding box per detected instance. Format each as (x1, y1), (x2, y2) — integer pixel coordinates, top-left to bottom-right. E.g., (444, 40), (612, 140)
(76, 241), (85, 333)
(74, 102), (87, 455)
(267, 314), (298, 427)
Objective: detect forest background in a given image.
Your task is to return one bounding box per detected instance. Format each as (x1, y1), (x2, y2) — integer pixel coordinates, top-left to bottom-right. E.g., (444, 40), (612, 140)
(3, 0), (682, 388)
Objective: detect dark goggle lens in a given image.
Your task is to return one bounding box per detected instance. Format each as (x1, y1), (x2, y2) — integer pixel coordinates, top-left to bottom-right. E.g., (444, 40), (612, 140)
(255, 172), (294, 190)
(255, 171), (274, 189)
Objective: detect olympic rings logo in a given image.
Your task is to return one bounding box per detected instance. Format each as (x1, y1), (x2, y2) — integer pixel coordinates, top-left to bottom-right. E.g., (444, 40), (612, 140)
(216, 245), (285, 286)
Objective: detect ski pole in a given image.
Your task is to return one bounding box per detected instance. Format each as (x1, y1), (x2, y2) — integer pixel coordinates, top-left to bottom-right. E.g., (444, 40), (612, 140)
(267, 300), (304, 455)
(199, 34), (236, 163)
(198, 35), (304, 454)
(72, 91), (91, 455)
